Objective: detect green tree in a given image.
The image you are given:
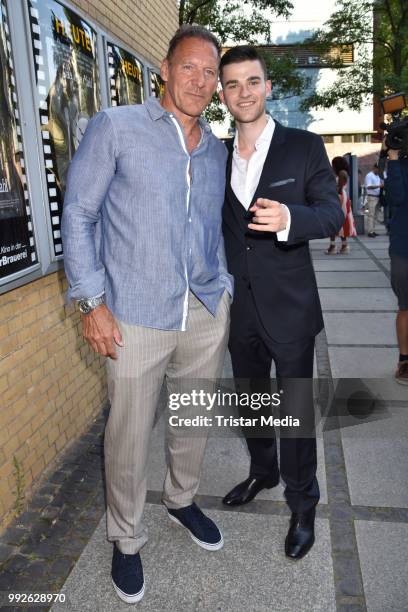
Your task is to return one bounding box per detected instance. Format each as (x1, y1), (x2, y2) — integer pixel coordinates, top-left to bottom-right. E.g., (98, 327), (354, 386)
(179, 0), (293, 44)
(178, 1), (309, 123)
(300, 0), (408, 112)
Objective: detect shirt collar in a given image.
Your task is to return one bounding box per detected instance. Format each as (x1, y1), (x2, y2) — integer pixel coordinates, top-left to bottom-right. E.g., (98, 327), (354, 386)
(144, 95), (211, 133)
(145, 95), (166, 120)
(233, 115), (275, 155)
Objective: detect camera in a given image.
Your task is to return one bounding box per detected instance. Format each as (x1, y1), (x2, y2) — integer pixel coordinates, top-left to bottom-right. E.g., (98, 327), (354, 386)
(380, 93), (408, 159)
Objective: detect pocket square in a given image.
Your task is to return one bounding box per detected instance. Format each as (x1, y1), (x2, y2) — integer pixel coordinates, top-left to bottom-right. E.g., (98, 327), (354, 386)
(269, 178), (296, 187)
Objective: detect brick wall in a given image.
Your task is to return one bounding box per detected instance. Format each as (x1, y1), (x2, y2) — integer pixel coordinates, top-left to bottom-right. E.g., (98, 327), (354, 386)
(0, 0), (178, 530)
(69, 0), (179, 66)
(0, 271), (106, 529)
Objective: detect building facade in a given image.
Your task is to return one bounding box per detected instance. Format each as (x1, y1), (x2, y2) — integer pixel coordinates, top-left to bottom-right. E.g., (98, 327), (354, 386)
(0, 0), (177, 530)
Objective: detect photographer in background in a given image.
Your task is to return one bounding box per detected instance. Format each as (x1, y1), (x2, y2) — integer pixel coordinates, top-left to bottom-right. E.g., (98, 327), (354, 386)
(383, 142), (408, 384)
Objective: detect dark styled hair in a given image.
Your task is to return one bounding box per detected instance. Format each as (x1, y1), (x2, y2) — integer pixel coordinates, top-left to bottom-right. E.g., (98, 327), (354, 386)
(166, 25), (221, 61)
(331, 156), (350, 175)
(219, 45), (268, 82)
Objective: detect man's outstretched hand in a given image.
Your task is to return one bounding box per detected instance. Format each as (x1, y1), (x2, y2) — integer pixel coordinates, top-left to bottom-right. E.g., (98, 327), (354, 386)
(248, 198), (288, 233)
(81, 304), (124, 359)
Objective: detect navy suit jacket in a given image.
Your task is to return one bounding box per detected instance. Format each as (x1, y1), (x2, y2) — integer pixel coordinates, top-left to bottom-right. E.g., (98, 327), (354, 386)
(222, 121), (344, 343)
(386, 159), (408, 259)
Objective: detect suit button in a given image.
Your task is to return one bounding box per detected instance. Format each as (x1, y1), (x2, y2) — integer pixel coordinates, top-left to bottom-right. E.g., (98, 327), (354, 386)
(246, 245), (252, 251)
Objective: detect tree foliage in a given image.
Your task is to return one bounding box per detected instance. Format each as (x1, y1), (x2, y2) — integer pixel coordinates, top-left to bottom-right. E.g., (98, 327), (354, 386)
(178, 1), (307, 122)
(179, 0), (293, 43)
(260, 50), (310, 100)
(300, 0), (408, 112)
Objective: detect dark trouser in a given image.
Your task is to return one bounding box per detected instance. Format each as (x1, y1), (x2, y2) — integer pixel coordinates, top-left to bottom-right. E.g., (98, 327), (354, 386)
(228, 285), (320, 514)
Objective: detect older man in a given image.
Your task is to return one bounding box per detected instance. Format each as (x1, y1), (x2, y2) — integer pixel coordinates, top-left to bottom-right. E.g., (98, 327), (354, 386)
(62, 25), (232, 603)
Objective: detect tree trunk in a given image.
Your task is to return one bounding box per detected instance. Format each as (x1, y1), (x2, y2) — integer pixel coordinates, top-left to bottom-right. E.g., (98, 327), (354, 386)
(179, 0), (186, 25)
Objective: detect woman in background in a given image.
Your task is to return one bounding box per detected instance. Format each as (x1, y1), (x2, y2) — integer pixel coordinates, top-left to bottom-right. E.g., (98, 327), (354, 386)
(326, 156), (357, 254)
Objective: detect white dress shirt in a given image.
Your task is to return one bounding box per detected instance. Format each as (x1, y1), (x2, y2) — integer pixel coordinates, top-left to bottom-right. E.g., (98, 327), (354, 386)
(231, 116), (291, 241)
(364, 171), (382, 197)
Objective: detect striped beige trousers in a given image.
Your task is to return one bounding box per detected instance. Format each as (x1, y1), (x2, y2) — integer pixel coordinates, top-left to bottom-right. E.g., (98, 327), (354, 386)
(104, 290), (230, 554)
(366, 195), (379, 233)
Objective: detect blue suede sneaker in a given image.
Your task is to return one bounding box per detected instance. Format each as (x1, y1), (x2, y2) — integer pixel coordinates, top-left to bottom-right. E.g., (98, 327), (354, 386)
(166, 502), (224, 550)
(111, 543), (145, 603)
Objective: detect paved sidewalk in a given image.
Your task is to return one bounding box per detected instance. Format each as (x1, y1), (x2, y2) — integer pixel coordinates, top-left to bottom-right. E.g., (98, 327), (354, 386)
(1, 231), (407, 612)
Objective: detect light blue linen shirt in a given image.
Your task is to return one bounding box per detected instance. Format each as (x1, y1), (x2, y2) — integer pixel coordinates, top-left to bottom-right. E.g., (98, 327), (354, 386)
(61, 96), (233, 331)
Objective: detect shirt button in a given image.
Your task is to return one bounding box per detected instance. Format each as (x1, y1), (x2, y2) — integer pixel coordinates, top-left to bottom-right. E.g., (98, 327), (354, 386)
(188, 217), (192, 223)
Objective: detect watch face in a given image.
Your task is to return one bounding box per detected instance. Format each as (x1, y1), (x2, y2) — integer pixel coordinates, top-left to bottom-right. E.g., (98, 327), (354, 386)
(79, 300), (91, 314)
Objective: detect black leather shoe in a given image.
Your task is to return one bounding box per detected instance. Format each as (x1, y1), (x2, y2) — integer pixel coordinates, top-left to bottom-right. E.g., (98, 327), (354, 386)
(222, 476), (279, 506)
(285, 507), (316, 560)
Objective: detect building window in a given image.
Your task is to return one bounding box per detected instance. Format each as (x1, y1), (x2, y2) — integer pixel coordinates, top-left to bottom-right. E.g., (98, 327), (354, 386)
(354, 133), (371, 143)
(257, 44), (354, 68)
(322, 135), (334, 143)
(340, 134), (373, 143)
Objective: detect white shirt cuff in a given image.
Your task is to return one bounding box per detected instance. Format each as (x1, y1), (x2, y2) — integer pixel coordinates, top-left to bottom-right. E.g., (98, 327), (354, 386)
(276, 205), (291, 241)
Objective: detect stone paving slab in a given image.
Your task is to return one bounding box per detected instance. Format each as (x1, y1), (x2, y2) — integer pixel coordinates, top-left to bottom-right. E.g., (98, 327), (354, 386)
(310, 246), (366, 255)
(328, 347), (399, 379)
(310, 239), (337, 246)
(359, 235), (389, 242)
(357, 235), (389, 243)
(379, 260), (391, 271)
(313, 259), (379, 272)
(323, 313), (398, 346)
(146, 419), (329, 504)
(363, 246), (390, 253)
(51, 505), (336, 612)
(319, 288), (397, 311)
(311, 250), (369, 260)
(355, 521), (408, 612)
(341, 407), (408, 508)
(315, 271), (390, 288)
(310, 238), (366, 249)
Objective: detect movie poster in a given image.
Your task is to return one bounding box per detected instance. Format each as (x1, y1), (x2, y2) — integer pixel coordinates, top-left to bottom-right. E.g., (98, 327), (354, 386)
(0, 1), (37, 282)
(27, 0), (100, 256)
(150, 69), (164, 98)
(106, 42), (144, 106)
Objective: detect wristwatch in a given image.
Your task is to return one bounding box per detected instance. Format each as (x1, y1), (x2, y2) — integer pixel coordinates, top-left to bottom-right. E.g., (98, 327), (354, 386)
(77, 294), (105, 314)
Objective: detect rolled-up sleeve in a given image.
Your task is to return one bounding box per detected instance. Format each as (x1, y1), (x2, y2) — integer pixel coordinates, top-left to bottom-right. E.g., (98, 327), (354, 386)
(61, 111), (117, 301)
